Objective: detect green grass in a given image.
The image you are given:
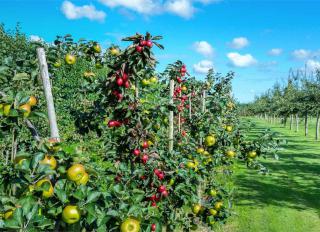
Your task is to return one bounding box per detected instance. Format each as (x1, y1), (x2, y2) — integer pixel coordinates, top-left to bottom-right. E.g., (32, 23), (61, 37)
(221, 118), (320, 232)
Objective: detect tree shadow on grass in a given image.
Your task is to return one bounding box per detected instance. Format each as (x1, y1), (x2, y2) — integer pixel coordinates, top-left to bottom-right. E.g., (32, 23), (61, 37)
(235, 151), (320, 217)
(235, 175), (320, 216)
(282, 152), (320, 160)
(266, 160), (320, 176)
(236, 120), (320, 216)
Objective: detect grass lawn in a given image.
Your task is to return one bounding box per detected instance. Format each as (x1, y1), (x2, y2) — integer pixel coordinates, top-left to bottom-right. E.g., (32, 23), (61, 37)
(220, 118), (320, 232)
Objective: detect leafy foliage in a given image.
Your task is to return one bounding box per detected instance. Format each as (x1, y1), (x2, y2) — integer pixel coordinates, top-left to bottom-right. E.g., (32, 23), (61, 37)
(0, 26), (280, 231)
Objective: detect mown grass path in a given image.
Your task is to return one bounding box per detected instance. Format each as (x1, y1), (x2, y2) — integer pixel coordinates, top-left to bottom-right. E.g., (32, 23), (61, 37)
(222, 118), (320, 232)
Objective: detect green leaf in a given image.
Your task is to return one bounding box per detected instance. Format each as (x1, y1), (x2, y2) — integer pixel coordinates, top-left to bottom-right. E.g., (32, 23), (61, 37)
(106, 210), (119, 217)
(13, 72), (30, 81)
(0, 66), (9, 73)
(86, 191), (101, 203)
(54, 179), (68, 203)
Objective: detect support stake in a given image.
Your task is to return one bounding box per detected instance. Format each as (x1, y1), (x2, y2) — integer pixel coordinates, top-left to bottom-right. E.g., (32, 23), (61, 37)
(169, 79), (174, 152)
(37, 48), (60, 141)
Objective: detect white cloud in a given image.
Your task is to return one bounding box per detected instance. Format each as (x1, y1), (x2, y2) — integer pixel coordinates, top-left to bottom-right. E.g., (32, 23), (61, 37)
(61, 1), (106, 22)
(196, 0), (221, 4)
(227, 52), (257, 68)
(268, 48), (282, 56)
(306, 59), (320, 71)
(193, 60), (214, 74)
(193, 41), (214, 57)
(30, 35), (42, 42)
(165, 0), (195, 19)
(291, 49), (311, 60)
(99, 0), (159, 14)
(228, 37), (249, 49)
(99, 0), (222, 18)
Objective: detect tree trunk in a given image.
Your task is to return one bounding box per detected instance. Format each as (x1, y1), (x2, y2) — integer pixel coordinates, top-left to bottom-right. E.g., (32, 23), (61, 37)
(304, 112), (308, 136)
(295, 114), (299, 132)
(316, 112), (320, 140)
(284, 117), (287, 127)
(273, 114), (276, 124)
(290, 114), (293, 130)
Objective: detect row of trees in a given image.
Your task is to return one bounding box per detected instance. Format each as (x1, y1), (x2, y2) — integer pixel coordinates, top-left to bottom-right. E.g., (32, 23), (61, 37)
(0, 25), (280, 231)
(241, 67), (320, 140)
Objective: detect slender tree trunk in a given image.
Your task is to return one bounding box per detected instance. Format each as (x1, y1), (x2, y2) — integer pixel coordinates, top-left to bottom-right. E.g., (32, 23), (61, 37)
(284, 117), (287, 127)
(316, 112), (320, 140)
(295, 114), (299, 132)
(304, 112), (308, 136)
(290, 114), (293, 130)
(273, 114), (276, 124)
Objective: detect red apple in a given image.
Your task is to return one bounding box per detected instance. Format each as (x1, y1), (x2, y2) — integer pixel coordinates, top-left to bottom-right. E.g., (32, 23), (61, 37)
(116, 78), (124, 86)
(124, 81), (130, 89)
(140, 40), (147, 46)
(122, 73), (128, 81)
(151, 224), (156, 231)
(157, 172), (165, 180)
(146, 40), (153, 47)
(117, 94), (123, 101)
(142, 141), (149, 149)
(141, 154), (149, 164)
(158, 185), (166, 193)
(108, 120), (122, 128)
(136, 46), (143, 53)
(161, 190), (169, 197)
(133, 149), (141, 156)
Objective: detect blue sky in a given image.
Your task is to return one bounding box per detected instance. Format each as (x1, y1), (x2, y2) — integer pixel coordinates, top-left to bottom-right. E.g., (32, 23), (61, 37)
(1, 0), (320, 102)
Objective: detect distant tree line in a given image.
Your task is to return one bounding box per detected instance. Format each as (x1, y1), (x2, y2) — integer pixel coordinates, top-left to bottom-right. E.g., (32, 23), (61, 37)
(240, 67), (320, 140)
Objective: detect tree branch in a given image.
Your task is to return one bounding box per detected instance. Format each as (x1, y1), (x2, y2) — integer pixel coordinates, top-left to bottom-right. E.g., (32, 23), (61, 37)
(24, 119), (41, 142)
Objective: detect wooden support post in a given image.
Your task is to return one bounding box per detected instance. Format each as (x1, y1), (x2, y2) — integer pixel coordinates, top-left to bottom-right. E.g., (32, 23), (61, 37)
(178, 84), (181, 133)
(37, 48), (60, 141)
(202, 90), (206, 113)
(135, 79), (139, 100)
(200, 90), (206, 145)
(169, 79), (174, 152)
(189, 95), (192, 120)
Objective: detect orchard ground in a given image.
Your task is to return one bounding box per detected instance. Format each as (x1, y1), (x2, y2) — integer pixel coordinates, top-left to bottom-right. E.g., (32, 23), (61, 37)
(220, 118), (320, 232)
